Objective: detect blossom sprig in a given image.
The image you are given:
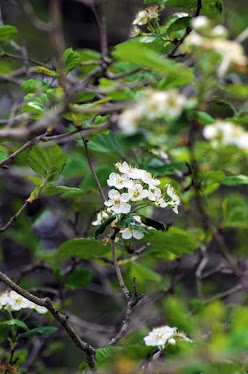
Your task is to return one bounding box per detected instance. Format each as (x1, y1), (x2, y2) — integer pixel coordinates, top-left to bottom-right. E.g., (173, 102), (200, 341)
(0, 290), (47, 314)
(184, 16), (247, 76)
(92, 162), (180, 241)
(144, 325), (192, 350)
(105, 161), (180, 215)
(119, 89), (187, 135)
(203, 120), (248, 151)
(133, 5), (164, 28)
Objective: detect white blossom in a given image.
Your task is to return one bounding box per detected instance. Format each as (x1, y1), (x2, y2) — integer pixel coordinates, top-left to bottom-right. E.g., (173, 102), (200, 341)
(141, 171), (161, 189)
(8, 291), (33, 311)
(203, 120), (248, 151)
(120, 227), (144, 240)
(0, 291), (47, 314)
(92, 210), (109, 226)
(166, 185), (180, 214)
(212, 25), (227, 38)
(104, 189), (131, 214)
(146, 90), (186, 119)
(144, 325), (192, 350)
(191, 16), (210, 31)
(148, 187), (162, 201)
(128, 184), (149, 201)
(133, 10), (149, 26)
(144, 326), (177, 349)
(107, 173), (133, 190)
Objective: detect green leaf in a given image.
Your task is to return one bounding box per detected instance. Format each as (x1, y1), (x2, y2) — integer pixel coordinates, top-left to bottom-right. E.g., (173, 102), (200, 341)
(166, 17), (191, 34)
(66, 267), (93, 289)
(113, 40), (193, 85)
(142, 227), (195, 259)
(222, 194), (248, 229)
(80, 166), (114, 192)
(21, 79), (52, 93)
(0, 25), (17, 41)
(196, 111), (215, 125)
(140, 216), (166, 232)
(28, 143), (69, 182)
(58, 238), (111, 259)
(63, 48), (80, 73)
(20, 326), (58, 338)
(0, 145), (8, 162)
(88, 131), (125, 156)
(222, 175), (248, 186)
(124, 262), (162, 292)
(162, 0), (223, 14)
(95, 216), (116, 238)
(43, 183), (84, 196)
(0, 319), (29, 331)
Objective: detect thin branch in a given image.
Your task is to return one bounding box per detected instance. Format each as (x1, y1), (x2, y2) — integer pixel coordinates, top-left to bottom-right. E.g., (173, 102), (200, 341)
(0, 200), (30, 233)
(20, 0), (53, 32)
(2, 52), (54, 70)
(110, 238), (130, 300)
(203, 284), (243, 304)
(82, 135), (106, 203)
(92, 2), (108, 61)
(0, 271), (96, 370)
(167, 0), (202, 58)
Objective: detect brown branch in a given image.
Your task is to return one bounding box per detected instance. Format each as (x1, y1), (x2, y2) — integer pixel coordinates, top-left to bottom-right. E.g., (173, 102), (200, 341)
(203, 284), (243, 304)
(167, 0), (202, 58)
(92, 2), (108, 61)
(2, 52), (54, 70)
(20, 0), (53, 32)
(82, 135), (106, 203)
(0, 200), (30, 233)
(0, 271), (96, 370)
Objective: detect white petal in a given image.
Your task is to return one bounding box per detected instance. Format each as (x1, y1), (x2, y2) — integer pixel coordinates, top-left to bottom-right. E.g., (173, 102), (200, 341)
(133, 230), (144, 240)
(121, 229), (133, 239)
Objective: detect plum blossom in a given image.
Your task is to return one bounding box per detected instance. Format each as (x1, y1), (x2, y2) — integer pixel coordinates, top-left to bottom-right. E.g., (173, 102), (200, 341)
(104, 189), (131, 214)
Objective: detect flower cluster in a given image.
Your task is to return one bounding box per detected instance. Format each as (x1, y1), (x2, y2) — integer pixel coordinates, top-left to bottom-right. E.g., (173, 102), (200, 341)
(119, 89), (187, 135)
(144, 325), (192, 350)
(104, 162), (180, 215)
(0, 290), (47, 314)
(185, 16), (246, 76)
(203, 120), (248, 151)
(92, 162), (180, 240)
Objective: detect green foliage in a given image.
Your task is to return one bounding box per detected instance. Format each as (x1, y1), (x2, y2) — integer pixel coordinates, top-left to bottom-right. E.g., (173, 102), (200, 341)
(28, 144), (68, 182)
(63, 48), (80, 73)
(0, 319), (29, 331)
(0, 25), (17, 41)
(113, 40), (194, 86)
(20, 326), (58, 338)
(94, 215), (117, 238)
(142, 227), (195, 259)
(21, 79), (52, 93)
(58, 238), (111, 259)
(66, 267), (93, 289)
